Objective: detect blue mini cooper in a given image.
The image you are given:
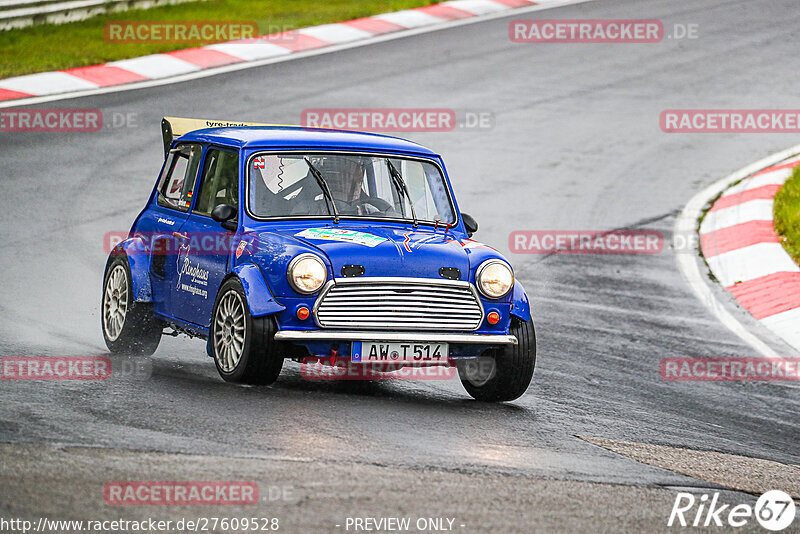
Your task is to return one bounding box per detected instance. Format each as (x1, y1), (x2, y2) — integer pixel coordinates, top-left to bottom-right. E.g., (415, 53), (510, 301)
(102, 117), (535, 401)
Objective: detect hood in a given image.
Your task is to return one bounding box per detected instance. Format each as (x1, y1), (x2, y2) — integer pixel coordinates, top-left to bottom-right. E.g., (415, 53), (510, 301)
(241, 224), (474, 298)
(289, 225), (470, 279)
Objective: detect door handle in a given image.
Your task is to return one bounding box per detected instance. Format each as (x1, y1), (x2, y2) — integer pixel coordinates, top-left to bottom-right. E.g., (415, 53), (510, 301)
(172, 231), (189, 241)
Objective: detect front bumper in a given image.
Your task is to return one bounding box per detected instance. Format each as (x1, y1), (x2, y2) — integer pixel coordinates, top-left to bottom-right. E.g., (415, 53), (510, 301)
(274, 331), (518, 345)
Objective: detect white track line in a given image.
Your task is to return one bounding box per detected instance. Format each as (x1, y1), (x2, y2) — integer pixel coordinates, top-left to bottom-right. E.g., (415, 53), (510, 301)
(0, 0), (595, 109)
(674, 144), (800, 359)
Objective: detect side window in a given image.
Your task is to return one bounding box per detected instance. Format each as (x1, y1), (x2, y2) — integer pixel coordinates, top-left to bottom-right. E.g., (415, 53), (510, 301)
(195, 149), (239, 216)
(157, 143), (202, 211)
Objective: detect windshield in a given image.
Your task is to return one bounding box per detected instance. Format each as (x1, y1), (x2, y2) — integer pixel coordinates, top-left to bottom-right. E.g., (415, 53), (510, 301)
(248, 153), (456, 224)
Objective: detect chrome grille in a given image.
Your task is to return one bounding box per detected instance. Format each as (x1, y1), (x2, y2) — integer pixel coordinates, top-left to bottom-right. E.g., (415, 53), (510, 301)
(314, 277), (483, 331)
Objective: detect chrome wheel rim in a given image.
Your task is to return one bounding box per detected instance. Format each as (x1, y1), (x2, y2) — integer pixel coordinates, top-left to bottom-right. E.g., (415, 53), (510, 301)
(103, 264), (128, 342)
(214, 290), (246, 372)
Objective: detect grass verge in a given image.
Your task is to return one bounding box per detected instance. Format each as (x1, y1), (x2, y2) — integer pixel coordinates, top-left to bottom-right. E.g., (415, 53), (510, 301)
(774, 164), (800, 265)
(0, 0), (435, 79)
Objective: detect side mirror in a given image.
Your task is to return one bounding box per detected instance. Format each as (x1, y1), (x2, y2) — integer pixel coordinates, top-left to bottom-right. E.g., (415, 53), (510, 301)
(211, 204), (237, 231)
(461, 213), (478, 237)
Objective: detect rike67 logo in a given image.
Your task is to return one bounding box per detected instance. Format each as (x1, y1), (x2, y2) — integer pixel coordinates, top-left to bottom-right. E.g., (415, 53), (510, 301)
(669, 490), (796, 531)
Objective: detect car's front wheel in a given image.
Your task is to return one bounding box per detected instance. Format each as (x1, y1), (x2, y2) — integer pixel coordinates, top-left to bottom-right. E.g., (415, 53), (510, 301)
(102, 254), (162, 355)
(459, 317), (536, 402)
(211, 277), (283, 385)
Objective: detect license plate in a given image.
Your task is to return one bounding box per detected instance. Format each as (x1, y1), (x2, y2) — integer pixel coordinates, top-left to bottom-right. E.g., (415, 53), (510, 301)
(351, 342), (449, 363)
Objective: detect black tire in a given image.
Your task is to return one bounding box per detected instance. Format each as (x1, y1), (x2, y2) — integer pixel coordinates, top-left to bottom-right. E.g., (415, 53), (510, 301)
(460, 318), (536, 402)
(101, 254), (162, 356)
(211, 277), (283, 385)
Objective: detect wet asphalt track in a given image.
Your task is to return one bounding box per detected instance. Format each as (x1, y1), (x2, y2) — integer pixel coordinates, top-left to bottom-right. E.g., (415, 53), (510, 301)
(1, 0), (800, 530)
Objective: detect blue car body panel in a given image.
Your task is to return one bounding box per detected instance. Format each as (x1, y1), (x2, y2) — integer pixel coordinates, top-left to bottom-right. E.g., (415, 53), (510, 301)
(113, 237), (153, 302)
(180, 126), (439, 156)
(232, 263), (285, 317)
(116, 126), (531, 358)
(511, 281), (531, 322)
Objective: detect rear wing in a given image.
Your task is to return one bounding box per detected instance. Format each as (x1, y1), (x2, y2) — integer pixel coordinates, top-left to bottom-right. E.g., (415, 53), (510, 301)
(161, 116), (283, 157)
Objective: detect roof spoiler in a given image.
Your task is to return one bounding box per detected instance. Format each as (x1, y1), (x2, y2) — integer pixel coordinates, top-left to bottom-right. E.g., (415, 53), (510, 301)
(161, 116), (282, 157)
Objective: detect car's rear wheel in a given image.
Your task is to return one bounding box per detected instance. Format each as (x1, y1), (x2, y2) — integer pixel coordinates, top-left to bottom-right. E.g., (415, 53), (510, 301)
(102, 254), (162, 355)
(459, 317), (536, 402)
(212, 277), (283, 385)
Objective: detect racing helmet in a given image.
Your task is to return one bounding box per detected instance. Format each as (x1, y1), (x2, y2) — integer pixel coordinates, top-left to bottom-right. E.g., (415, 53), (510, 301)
(313, 155), (367, 202)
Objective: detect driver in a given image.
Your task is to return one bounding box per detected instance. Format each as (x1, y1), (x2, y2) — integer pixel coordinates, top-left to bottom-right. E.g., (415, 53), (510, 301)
(290, 155), (400, 217)
(314, 156), (366, 204)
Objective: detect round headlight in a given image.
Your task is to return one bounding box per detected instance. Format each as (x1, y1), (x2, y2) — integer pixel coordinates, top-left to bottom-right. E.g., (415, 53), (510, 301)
(287, 254), (327, 294)
(476, 260), (513, 298)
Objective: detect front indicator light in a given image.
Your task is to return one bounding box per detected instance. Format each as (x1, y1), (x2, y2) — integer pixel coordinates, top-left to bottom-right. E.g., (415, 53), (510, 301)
(486, 311), (500, 324)
(297, 306), (310, 320)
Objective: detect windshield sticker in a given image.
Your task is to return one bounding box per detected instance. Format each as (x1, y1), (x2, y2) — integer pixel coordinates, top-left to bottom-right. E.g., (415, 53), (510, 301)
(252, 156), (291, 194)
(295, 228), (387, 248)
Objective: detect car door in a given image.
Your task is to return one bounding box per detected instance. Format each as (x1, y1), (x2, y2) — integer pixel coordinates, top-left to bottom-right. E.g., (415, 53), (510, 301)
(172, 147), (240, 328)
(147, 143), (203, 320)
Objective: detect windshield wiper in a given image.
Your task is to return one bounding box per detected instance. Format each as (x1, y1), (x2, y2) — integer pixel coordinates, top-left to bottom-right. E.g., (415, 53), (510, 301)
(386, 159), (418, 228)
(304, 157), (339, 224)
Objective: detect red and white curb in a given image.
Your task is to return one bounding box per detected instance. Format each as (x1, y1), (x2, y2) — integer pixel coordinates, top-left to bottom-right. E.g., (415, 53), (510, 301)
(675, 145), (800, 359)
(0, 0), (577, 104)
(699, 157), (800, 352)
